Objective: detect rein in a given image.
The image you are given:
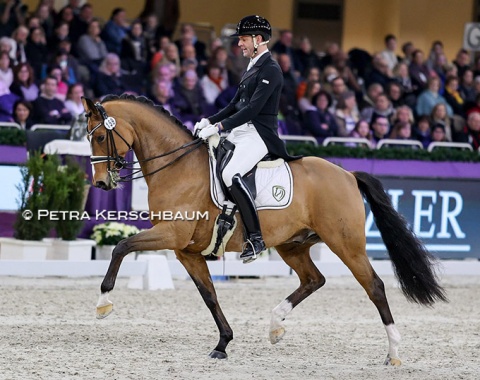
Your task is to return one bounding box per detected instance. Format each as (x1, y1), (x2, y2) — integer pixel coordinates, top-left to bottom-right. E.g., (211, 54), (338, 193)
(86, 102), (203, 183)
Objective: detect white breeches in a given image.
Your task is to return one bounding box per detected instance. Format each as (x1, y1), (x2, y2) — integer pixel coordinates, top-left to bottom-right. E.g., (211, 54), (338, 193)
(221, 122), (268, 187)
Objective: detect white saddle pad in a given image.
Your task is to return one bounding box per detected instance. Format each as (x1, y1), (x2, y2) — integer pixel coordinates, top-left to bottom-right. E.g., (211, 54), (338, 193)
(208, 138), (293, 210)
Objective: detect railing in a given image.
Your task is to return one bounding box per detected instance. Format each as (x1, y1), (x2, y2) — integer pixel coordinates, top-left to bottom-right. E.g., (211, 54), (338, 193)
(427, 142), (474, 152)
(0, 122), (22, 130)
(281, 135), (318, 146)
(376, 139), (424, 150)
(30, 124), (71, 131)
(323, 137), (372, 149)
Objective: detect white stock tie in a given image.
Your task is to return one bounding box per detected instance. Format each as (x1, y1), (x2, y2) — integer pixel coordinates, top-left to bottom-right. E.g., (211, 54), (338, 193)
(247, 59), (254, 71)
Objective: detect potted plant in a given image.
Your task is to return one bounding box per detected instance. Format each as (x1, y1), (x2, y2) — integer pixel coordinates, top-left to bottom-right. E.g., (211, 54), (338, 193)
(48, 158), (95, 261)
(90, 222), (140, 260)
(0, 152), (58, 260)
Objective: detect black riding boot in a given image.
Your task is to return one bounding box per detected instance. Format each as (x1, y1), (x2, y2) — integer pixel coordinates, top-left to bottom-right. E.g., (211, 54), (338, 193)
(228, 174), (266, 263)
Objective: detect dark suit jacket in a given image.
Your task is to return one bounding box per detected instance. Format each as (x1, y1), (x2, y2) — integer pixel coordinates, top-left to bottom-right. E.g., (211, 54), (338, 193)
(208, 52), (299, 161)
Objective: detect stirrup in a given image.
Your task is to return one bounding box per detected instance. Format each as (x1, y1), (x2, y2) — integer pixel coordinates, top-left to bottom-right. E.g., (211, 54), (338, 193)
(240, 238), (265, 264)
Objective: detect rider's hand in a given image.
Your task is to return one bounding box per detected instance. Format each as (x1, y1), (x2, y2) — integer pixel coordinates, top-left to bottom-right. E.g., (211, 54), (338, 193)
(198, 124), (219, 140)
(193, 118), (210, 136)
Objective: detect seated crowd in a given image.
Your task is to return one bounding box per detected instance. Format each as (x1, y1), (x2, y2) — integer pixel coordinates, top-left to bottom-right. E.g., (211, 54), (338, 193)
(0, 2), (479, 151)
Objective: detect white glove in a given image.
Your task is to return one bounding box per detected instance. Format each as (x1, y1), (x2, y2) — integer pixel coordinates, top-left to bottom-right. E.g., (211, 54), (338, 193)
(193, 118), (210, 135)
(198, 124), (219, 140)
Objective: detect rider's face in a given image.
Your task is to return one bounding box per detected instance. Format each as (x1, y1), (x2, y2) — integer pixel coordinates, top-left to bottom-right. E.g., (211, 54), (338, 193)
(238, 35), (259, 58)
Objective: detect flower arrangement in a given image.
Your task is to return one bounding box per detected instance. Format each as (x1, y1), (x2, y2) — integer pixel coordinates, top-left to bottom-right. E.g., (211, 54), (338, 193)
(90, 222), (139, 246)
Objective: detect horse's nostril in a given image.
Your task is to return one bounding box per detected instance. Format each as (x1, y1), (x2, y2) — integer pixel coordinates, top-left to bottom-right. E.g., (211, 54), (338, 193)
(96, 181), (108, 190)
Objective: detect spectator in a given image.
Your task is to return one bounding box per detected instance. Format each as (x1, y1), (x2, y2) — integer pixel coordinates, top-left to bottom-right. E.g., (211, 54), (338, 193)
(459, 68), (476, 105)
(380, 34), (399, 71)
(46, 65), (68, 101)
(0, 35), (16, 61)
(171, 69), (209, 128)
(360, 92), (395, 125)
(272, 29), (301, 74)
(0, 50), (13, 87)
(120, 19), (148, 76)
(138, 0), (179, 39)
(319, 42), (339, 70)
(430, 123), (448, 144)
(278, 53), (301, 134)
(333, 50), (361, 93)
(200, 63), (227, 107)
(32, 75), (72, 125)
(151, 79), (174, 114)
(55, 5), (74, 27)
(175, 23), (207, 66)
(226, 38), (246, 86)
(94, 53), (131, 97)
(370, 115), (391, 147)
(401, 41), (415, 65)
(47, 21), (69, 52)
(13, 99), (34, 129)
(25, 26), (48, 81)
(334, 90), (360, 136)
(358, 82), (383, 110)
(409, 49), (430, 94)
(426, 40), (444, 71)
(101, 7), (129, 55)
(35, 3), (55, 43)
(458, 111), (480, 150)
(64, 82), (84, 118)
(159, 42), (181, 76)
(413, 115), (432, 148)
(386, 81), (405, 108)
(0, 0), (27, 38)
(366, 53), (393, 91)
(296, 66), (320, 100)
(443, 75), (465, 117)
(50, 49), (77, 85)
(416, 76), (452, 117)
(209, 46), (234, 88)
(389, 121), (413, 140)
(9, 62), (39, 102)
(76, 19), (108, 75)
(393, 61), (416, 106)
(329, 75), (347, 112)
(295, 36), (321, 75)
(0, 79), (19, 121)
(141, 13), (159, 60)
(430, 103), (456, 142)
(453, 49), (471, 79)
(349, 119), (373, 146)
(11, 25), (29, 65)
(69, 3), (94, 49)
(303, 90), (338, 143)
(298, 80), (321, 114)
(392, 105), (415, 126)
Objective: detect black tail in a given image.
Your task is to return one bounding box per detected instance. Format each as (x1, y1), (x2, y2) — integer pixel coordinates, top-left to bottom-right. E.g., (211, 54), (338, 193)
(353, 171), (447, 306)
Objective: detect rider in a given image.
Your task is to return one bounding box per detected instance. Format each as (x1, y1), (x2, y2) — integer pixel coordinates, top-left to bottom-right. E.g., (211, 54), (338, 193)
(195, 15), (299, 263)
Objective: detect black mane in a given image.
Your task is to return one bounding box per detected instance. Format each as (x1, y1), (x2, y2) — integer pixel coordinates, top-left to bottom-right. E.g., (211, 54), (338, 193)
(102, 93), (194, 139)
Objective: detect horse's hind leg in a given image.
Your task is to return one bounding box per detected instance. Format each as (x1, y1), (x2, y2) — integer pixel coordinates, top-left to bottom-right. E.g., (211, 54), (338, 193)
(270, 243), (326, 344)
(175, 250), (233, 359)
(339, 250), (402, 366)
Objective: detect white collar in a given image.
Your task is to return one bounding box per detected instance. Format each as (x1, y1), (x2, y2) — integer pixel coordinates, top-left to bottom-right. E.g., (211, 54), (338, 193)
(250, 49), (269, 66)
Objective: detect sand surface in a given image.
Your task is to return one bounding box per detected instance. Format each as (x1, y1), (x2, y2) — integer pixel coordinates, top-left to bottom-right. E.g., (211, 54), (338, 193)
(0, 274), (479, 380)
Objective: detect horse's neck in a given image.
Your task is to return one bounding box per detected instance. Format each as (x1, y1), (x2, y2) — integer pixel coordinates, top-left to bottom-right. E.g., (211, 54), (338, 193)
(131, 112), (209, 195)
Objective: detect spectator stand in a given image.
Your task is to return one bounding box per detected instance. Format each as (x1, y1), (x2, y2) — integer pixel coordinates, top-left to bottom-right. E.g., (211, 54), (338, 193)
(26, 124), (71, 154)
(376, 139), (424, 150)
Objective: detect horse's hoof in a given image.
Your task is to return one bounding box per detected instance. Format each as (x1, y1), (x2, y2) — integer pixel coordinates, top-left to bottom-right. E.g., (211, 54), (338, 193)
(96, 303), (113, 319)
(209, 350), (228, 359)
(269, 327), (286, 344)
(384, 355), (402, 366)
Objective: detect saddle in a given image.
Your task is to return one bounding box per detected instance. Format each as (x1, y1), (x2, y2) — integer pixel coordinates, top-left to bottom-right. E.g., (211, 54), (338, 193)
(201, 134), (293, 257)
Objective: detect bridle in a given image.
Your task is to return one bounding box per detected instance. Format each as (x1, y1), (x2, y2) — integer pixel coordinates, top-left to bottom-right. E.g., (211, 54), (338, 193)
(86, 102), (203, 183)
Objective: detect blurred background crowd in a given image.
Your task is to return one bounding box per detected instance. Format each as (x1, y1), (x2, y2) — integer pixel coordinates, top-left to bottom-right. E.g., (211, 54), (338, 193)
(0, 0), (479, 150)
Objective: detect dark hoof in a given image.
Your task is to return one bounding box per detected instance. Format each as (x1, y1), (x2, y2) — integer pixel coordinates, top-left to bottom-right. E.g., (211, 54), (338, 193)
(209, 350), (228, 359)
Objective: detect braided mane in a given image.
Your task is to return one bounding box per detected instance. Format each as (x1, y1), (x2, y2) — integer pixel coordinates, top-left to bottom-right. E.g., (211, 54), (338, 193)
(102, 93), (194, 139)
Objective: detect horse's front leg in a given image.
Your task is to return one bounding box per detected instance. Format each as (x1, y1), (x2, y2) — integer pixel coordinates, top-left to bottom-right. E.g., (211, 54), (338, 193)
(175, 249), (233, 359)
(96, 226), (173, 319)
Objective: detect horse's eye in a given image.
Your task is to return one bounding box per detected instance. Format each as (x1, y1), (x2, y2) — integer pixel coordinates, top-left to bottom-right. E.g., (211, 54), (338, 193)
(97, 135), (105, 143)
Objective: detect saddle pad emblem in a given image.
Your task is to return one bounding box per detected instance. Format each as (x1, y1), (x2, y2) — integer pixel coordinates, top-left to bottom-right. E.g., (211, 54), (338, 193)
(272, 185), (286, 202)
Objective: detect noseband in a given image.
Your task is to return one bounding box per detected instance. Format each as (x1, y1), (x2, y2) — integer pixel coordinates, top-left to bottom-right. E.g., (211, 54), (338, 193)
(86, 102), (202, 183)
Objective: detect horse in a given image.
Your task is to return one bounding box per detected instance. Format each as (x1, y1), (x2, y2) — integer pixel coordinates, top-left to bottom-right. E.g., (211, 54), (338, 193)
(81, 94), (447, 365)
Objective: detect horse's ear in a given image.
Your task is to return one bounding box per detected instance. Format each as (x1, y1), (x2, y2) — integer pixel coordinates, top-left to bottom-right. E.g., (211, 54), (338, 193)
(81, 97), (98, 116)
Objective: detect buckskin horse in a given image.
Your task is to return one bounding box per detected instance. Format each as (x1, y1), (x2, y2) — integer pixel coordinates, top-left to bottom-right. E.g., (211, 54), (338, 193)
(81, 94), (446, 365)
